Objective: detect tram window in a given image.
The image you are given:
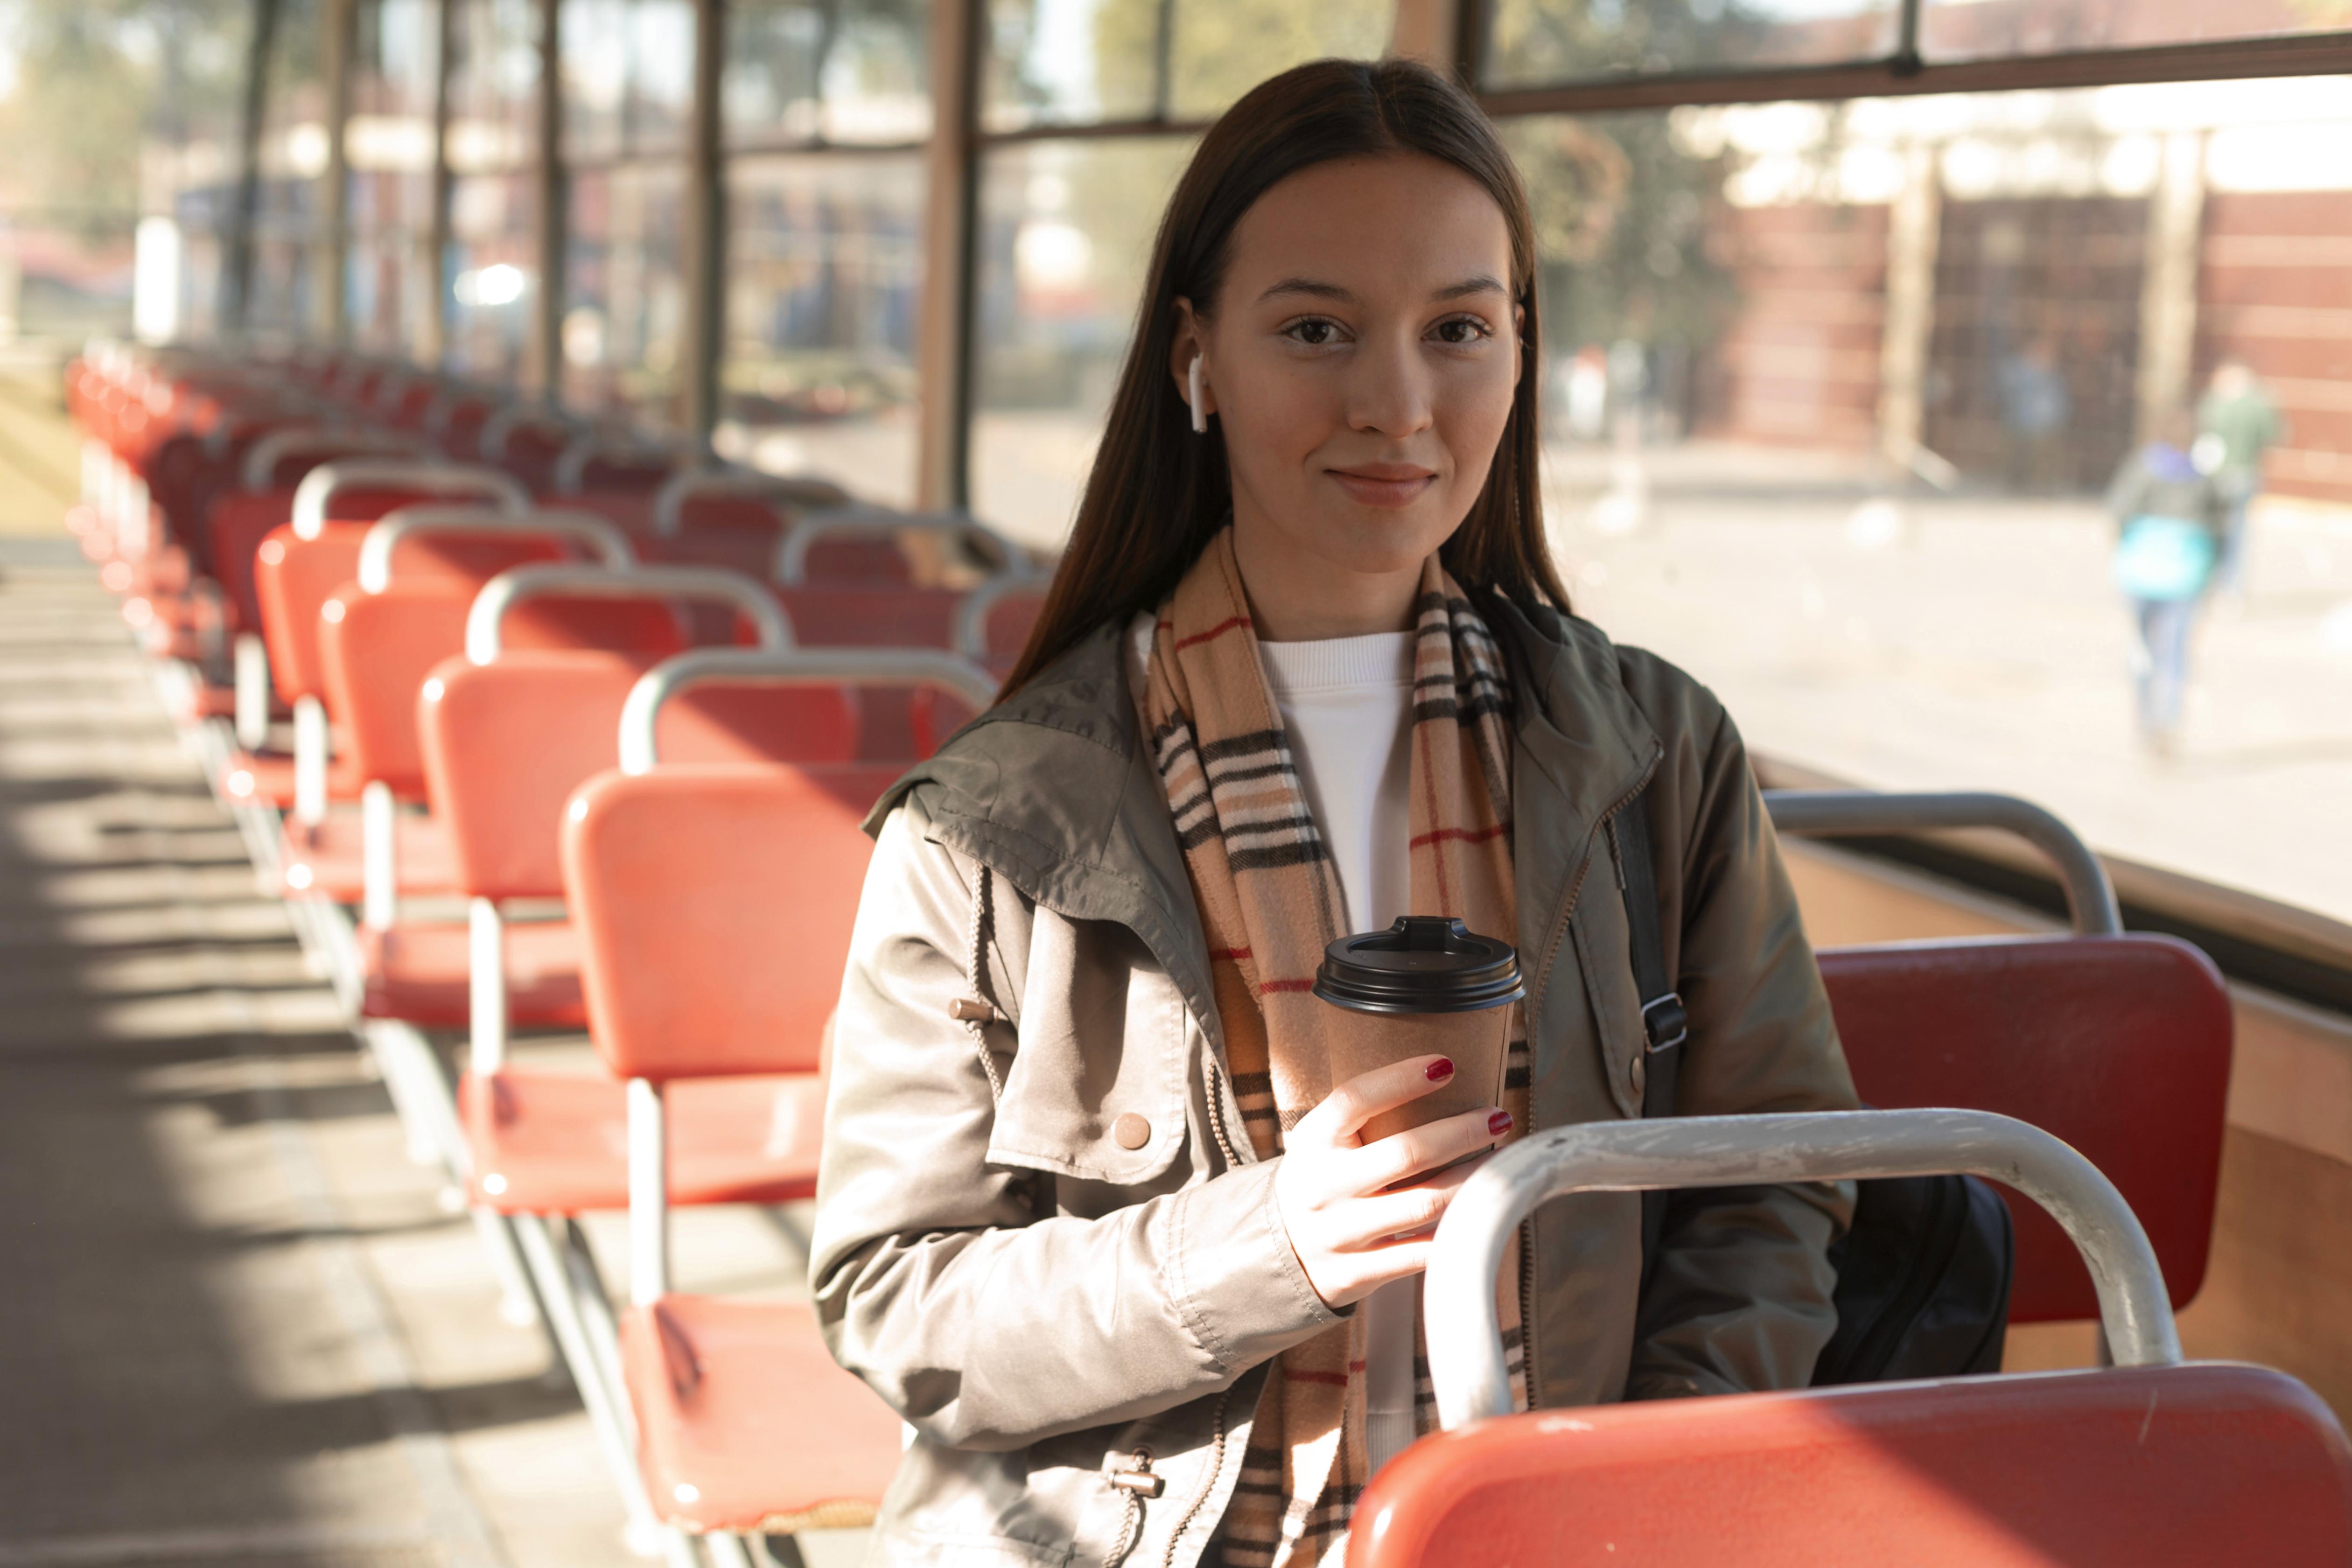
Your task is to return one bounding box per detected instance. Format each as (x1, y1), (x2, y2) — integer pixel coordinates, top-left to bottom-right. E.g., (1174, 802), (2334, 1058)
(346, 0), (440, 357)
(983, 0), (1164, 132)
(448, 173), (538, 384)
(716, 154), (927, 505)
(562, 0), (631, 162)
(1164, 0), (1391, 120)
(970, 136), (1196, 546)
(1503, 80), (2352, 923)
(252, 0), (329, 337)
(982, 0), (1388, 132)
(564, 163), (689, 426)
(1919, 0), (2345, 62)
(448, 0), (542, 163)
(725, 0), (932, 147)
(1482, 0), (1900, 89)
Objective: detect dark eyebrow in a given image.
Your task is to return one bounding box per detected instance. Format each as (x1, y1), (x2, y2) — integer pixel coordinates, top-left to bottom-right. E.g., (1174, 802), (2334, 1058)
(1253, 274), (1509, 305)
(1434, 274), (1508, 301)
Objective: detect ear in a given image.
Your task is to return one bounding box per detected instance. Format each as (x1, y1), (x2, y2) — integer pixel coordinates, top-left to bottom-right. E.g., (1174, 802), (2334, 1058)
(1170, 297), (1212, 420)
(1512, 300), (1528, 385)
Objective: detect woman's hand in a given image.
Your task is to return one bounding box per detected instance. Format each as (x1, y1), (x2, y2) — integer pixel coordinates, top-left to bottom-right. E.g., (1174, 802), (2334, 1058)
(1271, 1054), (1512, 1309)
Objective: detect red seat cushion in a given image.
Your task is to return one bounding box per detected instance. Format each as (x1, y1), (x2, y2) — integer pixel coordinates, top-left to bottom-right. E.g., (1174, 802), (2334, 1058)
(621, 1295), (902, 1533)
(1349, 1363), (2352, 1568)
(357, 919), (587, 1029)
(458, 1070), (827, 1212)
(278, 810), (456, 902)
(219, 749), (362, 811)
(1816, 933), (2233, 1321)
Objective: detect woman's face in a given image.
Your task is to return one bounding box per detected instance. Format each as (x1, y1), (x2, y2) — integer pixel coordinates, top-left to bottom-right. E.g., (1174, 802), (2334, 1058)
(1174, 152), (1523, 639)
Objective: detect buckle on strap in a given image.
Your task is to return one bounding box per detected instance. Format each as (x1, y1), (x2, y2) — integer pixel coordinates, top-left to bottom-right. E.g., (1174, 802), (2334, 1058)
(1641, 992), (1689, 1054)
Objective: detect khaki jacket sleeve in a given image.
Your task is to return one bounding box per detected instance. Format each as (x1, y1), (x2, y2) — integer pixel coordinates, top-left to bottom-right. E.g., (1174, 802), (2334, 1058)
(1625, 686), (1860, 1400)
(809, 799), (1344, 1452)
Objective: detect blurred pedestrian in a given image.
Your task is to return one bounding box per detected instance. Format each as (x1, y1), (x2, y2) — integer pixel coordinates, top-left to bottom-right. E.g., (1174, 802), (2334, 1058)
(1997, 335), (2071, 494)
(2108, 407), (2230, 754)
(2196, 358), (2285, 594)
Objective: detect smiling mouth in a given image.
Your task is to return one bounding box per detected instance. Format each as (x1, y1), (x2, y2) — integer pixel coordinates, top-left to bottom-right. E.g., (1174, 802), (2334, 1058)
(1328, 469), (1437, 508)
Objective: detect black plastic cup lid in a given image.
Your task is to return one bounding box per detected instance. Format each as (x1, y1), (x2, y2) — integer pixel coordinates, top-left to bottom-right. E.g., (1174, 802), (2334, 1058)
(1314, 916), (1524, 1015)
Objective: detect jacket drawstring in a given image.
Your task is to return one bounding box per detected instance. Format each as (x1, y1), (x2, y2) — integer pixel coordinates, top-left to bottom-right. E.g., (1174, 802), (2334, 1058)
(949, 861), (1008, 1101)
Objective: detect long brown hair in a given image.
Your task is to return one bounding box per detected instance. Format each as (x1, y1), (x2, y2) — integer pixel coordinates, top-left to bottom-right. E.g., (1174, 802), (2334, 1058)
(995, 56), (1567, 697)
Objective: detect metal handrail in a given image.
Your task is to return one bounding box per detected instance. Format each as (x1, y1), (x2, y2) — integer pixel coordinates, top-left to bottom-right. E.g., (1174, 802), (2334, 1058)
(290, 460), (530, 539)
(464, 563), (793, 665)
(1424, 1108), (2178, 1430)
(1763, 788), (2123, 936)
(951, 573), (1047, 664)
(357, 505), (637, 593)
(774, 507), (1022, 586)
(617, 646), (1000, 774)
(238, 427), (424, 492)
(649, 465), (853, 537)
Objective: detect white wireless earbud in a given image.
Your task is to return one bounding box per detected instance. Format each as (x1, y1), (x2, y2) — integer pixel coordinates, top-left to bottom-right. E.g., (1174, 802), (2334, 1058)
(1188, 354), (1208, 434)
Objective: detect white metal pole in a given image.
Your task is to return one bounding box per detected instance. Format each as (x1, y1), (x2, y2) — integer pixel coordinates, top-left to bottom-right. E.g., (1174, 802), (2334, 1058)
(467, 896), (508, 1075)
(292, 695), (330, 825)
(627, 1078), (671, 1306)
(360, 779), (398, 929)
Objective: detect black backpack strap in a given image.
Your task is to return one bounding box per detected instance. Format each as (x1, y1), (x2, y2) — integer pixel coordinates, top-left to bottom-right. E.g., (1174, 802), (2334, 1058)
(1612, 789), (1688, 1118)
(1613, 788), (1688, 1286)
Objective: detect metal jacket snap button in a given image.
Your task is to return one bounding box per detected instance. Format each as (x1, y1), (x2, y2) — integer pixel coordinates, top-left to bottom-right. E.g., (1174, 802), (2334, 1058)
(1113, 1112), (1151, 1150)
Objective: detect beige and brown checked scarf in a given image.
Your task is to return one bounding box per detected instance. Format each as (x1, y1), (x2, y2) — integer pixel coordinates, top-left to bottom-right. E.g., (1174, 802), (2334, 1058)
(1135, 528), (1532, 1568)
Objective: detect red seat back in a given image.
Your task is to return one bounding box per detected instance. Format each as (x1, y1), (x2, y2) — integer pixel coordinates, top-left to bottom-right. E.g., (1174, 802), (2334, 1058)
(256, 523), (369, 703)
(1349, 1363), (2352, 1568)
(420, 651), (654, 900)
(321, 585), (475, 798)
(773, 585), (960, 650)
(564, 763), (901, 1081)
(650, 683), (863, 767)
(420, 651), (860, 900)
(1816, 933), (2233, 1321)
(208, 489), (301, 632)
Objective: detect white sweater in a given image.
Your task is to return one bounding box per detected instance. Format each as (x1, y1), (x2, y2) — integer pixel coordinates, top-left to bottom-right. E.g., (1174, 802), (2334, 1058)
(1257, 631), (1421, 1477)
(1125, 616), (1427, 1474)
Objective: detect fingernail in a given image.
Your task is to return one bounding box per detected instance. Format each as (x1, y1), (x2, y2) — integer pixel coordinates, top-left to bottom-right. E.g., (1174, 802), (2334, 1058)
(1488, 1110), (1513, 1137)
(1426, 1057), (1455, 1082)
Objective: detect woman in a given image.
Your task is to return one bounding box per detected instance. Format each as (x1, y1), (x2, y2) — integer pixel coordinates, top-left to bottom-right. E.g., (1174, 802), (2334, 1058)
(812, 57), (1856, 1567)
(2108, 406), (2230, 755)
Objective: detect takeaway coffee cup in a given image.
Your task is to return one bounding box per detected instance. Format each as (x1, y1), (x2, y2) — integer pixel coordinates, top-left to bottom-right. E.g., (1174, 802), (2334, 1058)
(1313, 916), (1524, 1145)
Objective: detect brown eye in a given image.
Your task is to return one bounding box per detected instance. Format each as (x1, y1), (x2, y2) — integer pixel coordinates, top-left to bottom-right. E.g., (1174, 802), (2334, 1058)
(1432, 316), (1491, 345)
(1285, 318), (1341, 347)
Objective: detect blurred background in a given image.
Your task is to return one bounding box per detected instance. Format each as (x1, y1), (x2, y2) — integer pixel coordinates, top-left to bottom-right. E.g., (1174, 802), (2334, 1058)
(7, 0), (2345, 924)
(5, 2), (2352, 1561)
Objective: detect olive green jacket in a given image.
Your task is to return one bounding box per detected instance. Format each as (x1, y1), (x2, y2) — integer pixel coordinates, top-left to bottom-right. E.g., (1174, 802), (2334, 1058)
(810, 599), (1858, 1567)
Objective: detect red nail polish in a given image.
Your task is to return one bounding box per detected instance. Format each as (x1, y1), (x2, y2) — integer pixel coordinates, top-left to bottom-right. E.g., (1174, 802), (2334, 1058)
(1426, 1058), (1455, 1082)
(1488, 1110), (1513, 1136)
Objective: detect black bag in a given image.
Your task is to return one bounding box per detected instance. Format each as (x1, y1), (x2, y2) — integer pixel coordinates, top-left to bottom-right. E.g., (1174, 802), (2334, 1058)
(1614, 786), (2013, 1384)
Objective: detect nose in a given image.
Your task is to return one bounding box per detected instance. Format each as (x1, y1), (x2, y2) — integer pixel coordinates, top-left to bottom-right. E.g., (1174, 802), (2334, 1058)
(1344, 327), (1435, 441)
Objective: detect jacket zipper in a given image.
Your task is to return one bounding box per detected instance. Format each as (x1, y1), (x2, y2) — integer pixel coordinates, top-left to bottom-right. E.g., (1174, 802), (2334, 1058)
(1515, 746), (1663, 1405)
(1159, 1380), (1237, 1568)
(1204, 1058), (1244, 1171)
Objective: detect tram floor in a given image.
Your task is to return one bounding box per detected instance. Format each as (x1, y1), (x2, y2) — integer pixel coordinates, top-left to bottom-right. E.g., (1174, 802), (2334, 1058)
(0, 550), (868, 1567)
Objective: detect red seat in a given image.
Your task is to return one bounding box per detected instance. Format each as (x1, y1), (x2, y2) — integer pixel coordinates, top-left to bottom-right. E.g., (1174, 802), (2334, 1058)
(565, 763), (907, 1537)
(357, 919), (586, 1027)
(621, 1296), (902, 1534)
(280, 809), (456, 900)
(1348, 1362), (2352, 1568)
(459, 1071), (826, 1212)
(1816, 933), (2233, 1321)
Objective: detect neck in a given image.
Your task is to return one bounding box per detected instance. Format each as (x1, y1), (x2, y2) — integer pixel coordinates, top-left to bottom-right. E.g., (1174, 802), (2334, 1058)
(1229, 517), (1423, 643)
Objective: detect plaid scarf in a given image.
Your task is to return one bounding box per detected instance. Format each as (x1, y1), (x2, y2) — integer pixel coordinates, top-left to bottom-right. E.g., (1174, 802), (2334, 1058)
(1135, 529), (1532, 1568)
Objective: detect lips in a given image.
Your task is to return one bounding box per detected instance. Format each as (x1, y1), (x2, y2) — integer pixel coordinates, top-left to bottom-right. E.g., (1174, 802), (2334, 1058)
(1328, 465), (1437, 509)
